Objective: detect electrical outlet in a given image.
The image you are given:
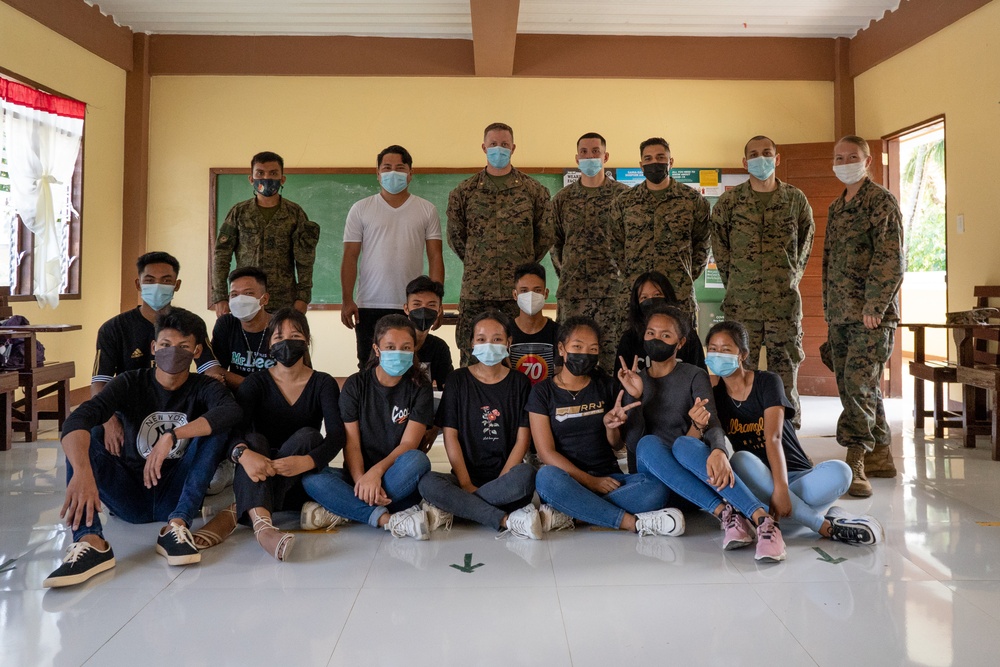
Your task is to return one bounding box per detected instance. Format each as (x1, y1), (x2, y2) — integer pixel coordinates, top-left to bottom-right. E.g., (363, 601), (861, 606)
(957, 214), (965, 234)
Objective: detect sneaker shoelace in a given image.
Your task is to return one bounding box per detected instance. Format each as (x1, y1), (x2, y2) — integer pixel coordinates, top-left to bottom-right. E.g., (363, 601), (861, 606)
(757, 519), (778, 542)
(167, 524), (197, 550)
(722, 505), (742, 532)
(63, 541), (94, 564)
(834, 523), (870, 543)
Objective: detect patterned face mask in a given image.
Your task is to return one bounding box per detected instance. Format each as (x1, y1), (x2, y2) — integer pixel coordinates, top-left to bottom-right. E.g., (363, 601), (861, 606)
(253, 178), (281, 197)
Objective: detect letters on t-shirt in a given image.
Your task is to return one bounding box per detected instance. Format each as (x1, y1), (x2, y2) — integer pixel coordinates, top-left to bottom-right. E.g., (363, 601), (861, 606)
(391, 405), (410, 425)
(554, 401), (606, 422)
(136, 411), (190, 459)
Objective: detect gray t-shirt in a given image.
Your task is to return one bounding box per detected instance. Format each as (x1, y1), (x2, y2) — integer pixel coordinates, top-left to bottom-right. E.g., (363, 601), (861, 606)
(343, 193), (442, 309)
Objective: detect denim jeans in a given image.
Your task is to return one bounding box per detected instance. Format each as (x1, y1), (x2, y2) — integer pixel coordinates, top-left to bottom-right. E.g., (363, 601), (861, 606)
(636, 435), (766, 521)
(302, 449), (430, 527)
(417, 463), (536, 530)
(535, 466), (670, 529)
(730, 450), (852, 532)
(234, 427), (323, 520)
(68, 431), (228, 541)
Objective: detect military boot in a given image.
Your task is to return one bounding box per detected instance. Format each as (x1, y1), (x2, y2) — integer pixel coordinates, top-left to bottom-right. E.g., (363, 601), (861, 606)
(864, 445), (897, 478)
(846, 446), (872, 497)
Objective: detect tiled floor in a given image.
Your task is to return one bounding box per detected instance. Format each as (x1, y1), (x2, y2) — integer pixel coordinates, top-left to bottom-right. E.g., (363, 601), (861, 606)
(4, 396), (1000, 666)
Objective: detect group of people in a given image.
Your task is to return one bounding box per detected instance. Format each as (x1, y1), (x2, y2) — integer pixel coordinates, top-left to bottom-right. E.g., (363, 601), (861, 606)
(44, 127), (902, 589)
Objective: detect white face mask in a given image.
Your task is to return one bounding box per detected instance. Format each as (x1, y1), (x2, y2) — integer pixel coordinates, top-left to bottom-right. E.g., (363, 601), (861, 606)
(833, 162), (868, 185)
(229, 294), (263, 322)
(517, 291), (545, 316)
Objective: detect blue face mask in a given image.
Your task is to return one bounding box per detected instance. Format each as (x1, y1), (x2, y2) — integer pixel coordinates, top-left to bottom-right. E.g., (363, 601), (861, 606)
(380, 171), (409, 195)
(252, 178), (281, 197)
(378, 350), (414, 377)
(486, 146), (512, 169)
(141, 283), (175, 312)
(746, 156), (776, 181)
(705, 352), (742, 378)
(578, 158), (603, 178)
(472, 343), (509, 367)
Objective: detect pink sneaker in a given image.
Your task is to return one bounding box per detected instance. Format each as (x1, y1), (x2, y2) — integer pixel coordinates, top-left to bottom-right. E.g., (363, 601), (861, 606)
(754, 516), (786, 562)
(720, 504), (754, 550)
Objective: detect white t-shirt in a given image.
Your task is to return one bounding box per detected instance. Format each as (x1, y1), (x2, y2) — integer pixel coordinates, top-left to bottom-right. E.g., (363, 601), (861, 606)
(343, 193), (442, 309)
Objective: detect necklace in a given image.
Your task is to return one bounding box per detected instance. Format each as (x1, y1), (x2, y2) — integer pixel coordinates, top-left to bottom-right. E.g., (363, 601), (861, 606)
(240, 326), (266, 364)
(555, 374), (587, 400)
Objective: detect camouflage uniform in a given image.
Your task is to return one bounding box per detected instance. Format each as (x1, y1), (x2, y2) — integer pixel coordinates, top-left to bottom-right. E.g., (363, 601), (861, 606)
(611, 179), (711, 324)
(213, 198), (321, 312)
(447, 169), (553, 364)
(711, 179), (815, 427)
(823, 178), (903, 453)
(552, 178), (631, 372)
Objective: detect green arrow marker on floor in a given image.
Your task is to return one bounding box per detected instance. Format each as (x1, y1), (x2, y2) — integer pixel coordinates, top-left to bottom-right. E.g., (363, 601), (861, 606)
(812, 547), (847, 564)
(450, 553), (484, 573)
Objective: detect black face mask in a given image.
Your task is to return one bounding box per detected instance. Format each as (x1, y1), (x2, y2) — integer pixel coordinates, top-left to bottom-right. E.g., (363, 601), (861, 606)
(644, 338), (677, 363)
(408, 307), (438, 333)
(642, 163), (670, 185)
(564, 353), (599, 377)
(639, 297), (668, 319)
(270, 339), (308, 367)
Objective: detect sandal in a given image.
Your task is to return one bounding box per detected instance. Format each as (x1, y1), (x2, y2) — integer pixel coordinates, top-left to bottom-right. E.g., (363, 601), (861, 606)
(249, 509), (294, 562)
(193, 504), (238, 551)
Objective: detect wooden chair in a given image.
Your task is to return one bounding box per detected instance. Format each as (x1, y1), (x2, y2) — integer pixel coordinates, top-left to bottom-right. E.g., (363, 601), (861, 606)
(907, 324), (962, 438)
(955, 286), (1000, 460)
(11, 360), (76, 442)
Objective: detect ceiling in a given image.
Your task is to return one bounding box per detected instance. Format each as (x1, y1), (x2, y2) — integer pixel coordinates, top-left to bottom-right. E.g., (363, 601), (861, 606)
(85, 0), (903, 39)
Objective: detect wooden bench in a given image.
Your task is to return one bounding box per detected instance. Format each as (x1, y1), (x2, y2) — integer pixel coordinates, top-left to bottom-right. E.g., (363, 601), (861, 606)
(955, 287), (1000, 459)
(0, 371), (19, 451)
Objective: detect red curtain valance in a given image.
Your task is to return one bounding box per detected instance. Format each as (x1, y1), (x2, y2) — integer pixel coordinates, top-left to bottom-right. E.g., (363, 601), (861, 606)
(0, 78), (85, 119)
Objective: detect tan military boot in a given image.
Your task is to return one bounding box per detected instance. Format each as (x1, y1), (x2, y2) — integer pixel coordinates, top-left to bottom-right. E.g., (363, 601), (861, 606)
(847, 446), (872, 497)
(864, 446), (897, 478)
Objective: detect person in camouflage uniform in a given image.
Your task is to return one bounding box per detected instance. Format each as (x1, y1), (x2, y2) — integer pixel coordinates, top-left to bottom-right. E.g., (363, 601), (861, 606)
(552, 132), (630, 372)
(710, 136), (815, 428)
(447, 122), (553, 365)
(610, 137), (711, 326)
(213, 151), (320, 315)
(823, 136), (903, 498)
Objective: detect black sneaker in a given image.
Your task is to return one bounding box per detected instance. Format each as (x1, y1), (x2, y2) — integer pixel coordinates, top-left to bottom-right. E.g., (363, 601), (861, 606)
(826, 506), (883, 546)
(43, 541), (116, 588)
(156, 524), (202, 565)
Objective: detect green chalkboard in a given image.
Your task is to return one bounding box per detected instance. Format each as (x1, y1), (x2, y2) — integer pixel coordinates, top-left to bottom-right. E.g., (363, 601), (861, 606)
(212, 170), (564, 306)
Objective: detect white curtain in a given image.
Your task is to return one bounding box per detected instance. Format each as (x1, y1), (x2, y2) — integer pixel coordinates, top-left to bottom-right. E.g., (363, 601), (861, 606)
(1, 93), (83, 308)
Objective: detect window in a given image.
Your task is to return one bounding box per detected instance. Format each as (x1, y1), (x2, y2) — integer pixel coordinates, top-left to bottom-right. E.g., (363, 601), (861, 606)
(0, 74), (83, 303)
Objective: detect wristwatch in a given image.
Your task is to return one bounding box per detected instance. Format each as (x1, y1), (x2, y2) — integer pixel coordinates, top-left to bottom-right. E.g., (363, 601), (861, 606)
(231, 444), (247, 464)
(165, 429), (178, 447)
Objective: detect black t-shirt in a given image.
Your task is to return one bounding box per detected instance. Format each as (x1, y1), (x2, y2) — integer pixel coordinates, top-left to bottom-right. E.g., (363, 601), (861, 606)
(437, 367), (531, 487)
(614, 328), (706, 376)
(64, 368), (241, 466)
(713, 370), (812, 472)
(510, 317), (560, 385)
(416, 333), (454, 390)
(340, 368), (434, 471)
(212, 314), (275, 377)
(92, 307), (219, 383)
(526, 374), (620, 476)
(236, 369), (345, 469)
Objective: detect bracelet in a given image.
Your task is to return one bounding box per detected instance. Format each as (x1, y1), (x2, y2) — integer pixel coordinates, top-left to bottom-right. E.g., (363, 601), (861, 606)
(166, 429), (178, 447)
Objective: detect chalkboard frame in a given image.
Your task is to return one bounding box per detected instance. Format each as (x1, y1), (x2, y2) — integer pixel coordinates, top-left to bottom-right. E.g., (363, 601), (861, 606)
(207, 166), (566, 310)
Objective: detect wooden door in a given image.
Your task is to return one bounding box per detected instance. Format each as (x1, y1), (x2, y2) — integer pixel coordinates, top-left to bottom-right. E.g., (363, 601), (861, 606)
(775, 140), (902, 398)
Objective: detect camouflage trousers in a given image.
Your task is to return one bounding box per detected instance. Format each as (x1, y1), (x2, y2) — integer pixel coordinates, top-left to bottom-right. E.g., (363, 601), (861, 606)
(742, 319), (805, 429)
(455, 298), (521, 367)
(826, 323), (894, 453)
(557, 297), (628, 373)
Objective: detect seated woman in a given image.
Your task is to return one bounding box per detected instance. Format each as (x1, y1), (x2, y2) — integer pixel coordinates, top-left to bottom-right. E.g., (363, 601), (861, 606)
(418, 310), (541, 539)
(626, 305), (787, 562)
(707, 320), (883, 545)
(530, 316), (682, 536)
(300, 315), (434, 540)
(193, 308), (345, 561)
(614, 271), (706, 376)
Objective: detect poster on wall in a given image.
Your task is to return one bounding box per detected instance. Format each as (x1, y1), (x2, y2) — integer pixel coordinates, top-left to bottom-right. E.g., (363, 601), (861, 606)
(562, 168), (616, 187)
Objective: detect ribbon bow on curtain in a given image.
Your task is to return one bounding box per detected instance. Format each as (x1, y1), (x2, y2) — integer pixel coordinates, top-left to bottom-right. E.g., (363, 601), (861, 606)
(0, 78), (85, 309)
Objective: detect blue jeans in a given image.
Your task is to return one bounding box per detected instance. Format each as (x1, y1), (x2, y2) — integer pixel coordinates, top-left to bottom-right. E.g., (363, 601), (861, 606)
(67, 431), (228, 541)
(301, 449), (430, 527)
(535, 466), (670, 529)
(636, 435), (766, 521)
(730, 450), (852, 532)
(417, 463), (536, 530)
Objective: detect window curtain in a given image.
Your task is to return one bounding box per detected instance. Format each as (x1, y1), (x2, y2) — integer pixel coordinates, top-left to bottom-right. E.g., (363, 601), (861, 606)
(0, 79), (84, 308)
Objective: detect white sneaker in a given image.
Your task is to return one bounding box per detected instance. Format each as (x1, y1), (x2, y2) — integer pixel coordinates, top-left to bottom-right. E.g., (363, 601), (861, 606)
(635, 508), (685, 537)
(300, 501), (349, 531)
(387, 505), (429, 540)
(206, 460), (234, 496)
(539, 504), (574, 532)
(826, 507), (884, 546)
(420, 500), (453, 532)
(501, 505), (542, 540)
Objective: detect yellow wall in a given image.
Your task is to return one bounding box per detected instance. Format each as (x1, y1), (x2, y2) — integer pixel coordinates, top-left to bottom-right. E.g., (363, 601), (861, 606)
(0, 4), (126, 390)
(147, 75), (833, 375)
(855, 0), (1000, 314)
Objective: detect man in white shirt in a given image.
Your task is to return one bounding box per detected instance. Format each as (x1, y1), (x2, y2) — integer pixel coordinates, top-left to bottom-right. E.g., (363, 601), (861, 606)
(341, 145), (445, 368)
